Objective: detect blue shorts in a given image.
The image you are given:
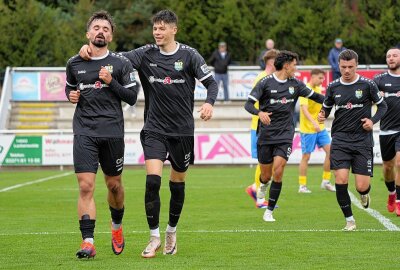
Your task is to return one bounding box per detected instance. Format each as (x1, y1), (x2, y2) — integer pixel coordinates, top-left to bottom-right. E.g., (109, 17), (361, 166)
(300, 129), (331, 154)
(251, 129), (258, 159)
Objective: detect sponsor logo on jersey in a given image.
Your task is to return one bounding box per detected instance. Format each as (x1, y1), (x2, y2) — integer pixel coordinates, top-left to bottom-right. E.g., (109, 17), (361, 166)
(78, 70), (86, 74)
(355, 89), (363, 99)
(288, 86), (294, 95)
(384, 91), (400, 98)
(271, 90), (277, 93)
(335, 94), (341, 98)
(200, 64), (210, 74)
(130, 72), (135, 82)
(104, 65), (113, 74)
(79, 81), (109, 90)
(385, 83), (392, 86)
(150, 63), (157, 67)
(270, 97), (294, 105)
(148, 76), (185, 84)
(174, 60), (183, 71)
(336, 102), (364, 110)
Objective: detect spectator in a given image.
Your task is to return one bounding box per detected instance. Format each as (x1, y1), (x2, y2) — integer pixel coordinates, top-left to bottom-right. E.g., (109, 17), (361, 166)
(209, 41), (232, 102)
(258, 39), (275, 70)
(328, 38), (346, 80)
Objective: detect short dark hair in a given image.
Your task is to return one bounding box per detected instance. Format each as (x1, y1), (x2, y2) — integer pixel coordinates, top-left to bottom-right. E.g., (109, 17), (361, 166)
(310, 68), (325, 76)
(274, 50), (299, 71)
(87, 10), (115, 32)
(338, 49), (358, 62)
(152, 10), (178, 25)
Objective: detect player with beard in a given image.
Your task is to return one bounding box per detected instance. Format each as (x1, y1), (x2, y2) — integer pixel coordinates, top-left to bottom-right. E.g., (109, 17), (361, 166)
(374, 47), (400, 216)
(319, 49), (387, 231)
(66, 11), (138, 259)
(79, 10), (218, 258)
(244, 50), (325, 222)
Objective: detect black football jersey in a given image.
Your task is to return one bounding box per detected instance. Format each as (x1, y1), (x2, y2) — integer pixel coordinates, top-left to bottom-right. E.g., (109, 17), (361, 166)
(374, 72), (400, 132)
(248, 74), (316, 144)
(122, 43), (214, 136)
(65, 51), (137, 137)
(323, 75), (383, 146)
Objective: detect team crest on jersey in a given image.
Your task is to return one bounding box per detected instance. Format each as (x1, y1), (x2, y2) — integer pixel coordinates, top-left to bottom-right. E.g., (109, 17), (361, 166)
(104, 65), (113, 73)
(288, 86), (294, 95)
(174, 60), (183, 71)
(355, 89), (363, 99)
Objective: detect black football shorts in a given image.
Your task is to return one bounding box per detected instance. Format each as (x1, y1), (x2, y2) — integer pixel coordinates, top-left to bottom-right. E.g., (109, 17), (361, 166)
(73, 135), (124, 176)
(379, 133), (400, 162)
(257, 143), (292, 164)
(140, 130), (194, 173)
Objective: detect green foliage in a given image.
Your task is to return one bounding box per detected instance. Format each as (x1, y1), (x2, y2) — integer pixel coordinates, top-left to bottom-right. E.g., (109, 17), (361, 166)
(0, 0), (399, 69)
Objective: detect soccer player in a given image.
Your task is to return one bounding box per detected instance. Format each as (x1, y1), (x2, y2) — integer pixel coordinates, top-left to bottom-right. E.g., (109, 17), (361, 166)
(80, 10), (218, 258)
(318, 49), (387, 231)
(244, 50), (324, 222)
(298, 69), (335, 193)
(374, 47), (400, 215)
(245, 49), (278, 208)
(65, 11), (138, 259)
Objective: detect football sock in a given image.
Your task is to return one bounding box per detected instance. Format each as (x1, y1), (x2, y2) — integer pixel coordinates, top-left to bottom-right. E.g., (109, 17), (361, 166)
(254, 164), (261, 189)
(150, 227), (160, 238)
(299, 176), (307, 186)
(79, 214), (95, 241)
(385, 180), (395, 193)
(166, 224), (177, 233)
(168, 181), (185, 227)
(267, 181), (282, 211)
(322, 171), (331, 182)
(345, 216), (355, 222)
(357, 185), (371, 195)
(335, 184), (353, 218)
(396, 185), (400, 200)
(110, 206), (124, 230)
(145, 174), (161, 230)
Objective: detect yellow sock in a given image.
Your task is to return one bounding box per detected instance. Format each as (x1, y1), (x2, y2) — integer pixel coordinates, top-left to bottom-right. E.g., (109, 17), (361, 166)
(322, 171), (331, 181)
(299, 176), (307, 186)
(254, 164), (261, 189)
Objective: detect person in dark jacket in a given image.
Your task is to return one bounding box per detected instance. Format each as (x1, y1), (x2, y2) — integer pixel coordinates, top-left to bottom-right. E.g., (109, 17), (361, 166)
(328, 38), (346, 80)
(208, 41), (232, 101)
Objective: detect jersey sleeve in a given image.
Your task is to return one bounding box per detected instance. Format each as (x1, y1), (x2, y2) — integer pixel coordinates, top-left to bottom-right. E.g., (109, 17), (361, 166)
(297, 80), (314, 98)
(65, 59), (77, 101)
(191, 51), (213, 82)
(322, 84), (335, 116)
(121, 46), (147, 70)
(370, 80), (384, 104)
(248, 78), (266, 102)
(120, 59), (137, 89)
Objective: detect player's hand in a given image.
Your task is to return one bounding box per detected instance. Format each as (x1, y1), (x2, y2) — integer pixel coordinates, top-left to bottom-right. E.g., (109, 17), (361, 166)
(379, 91), (385, 97)
(198, 103), (213, 121)
(258, 111), (272, 125)
(313, 122), (321, 132)
(361, 118), (373, 131)
(99, 66), (112, 84)
(318, 110), (326, 123)
(69, 90), (80, 104)
(79, 45), (92, 60)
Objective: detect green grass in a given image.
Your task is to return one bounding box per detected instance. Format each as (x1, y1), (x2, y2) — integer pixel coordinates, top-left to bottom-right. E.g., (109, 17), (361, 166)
(1, 165), (400, 269)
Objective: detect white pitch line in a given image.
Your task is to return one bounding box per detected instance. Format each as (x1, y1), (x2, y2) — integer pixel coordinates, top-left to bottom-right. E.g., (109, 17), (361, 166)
(0, 172), (74, 193)
(0, 228), (392, 236)
(349, 191), (400, 231)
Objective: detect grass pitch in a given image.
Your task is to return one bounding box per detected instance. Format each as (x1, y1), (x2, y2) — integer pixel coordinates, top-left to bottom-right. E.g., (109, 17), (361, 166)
(0, 165), (399, 269)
